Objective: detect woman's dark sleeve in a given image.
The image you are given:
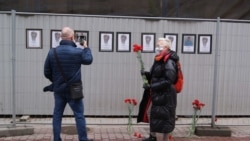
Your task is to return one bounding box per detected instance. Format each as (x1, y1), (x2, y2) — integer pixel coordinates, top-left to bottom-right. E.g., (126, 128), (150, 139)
(151, 60), (177, 91)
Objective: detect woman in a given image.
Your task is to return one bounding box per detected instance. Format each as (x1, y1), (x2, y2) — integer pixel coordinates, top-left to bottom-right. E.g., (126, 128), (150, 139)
(139, 38), (179, 141)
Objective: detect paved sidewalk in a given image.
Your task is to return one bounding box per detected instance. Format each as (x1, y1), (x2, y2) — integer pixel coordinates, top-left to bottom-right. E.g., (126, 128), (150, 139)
(1, 125), (250, 141)
(1, 117), (250, 141)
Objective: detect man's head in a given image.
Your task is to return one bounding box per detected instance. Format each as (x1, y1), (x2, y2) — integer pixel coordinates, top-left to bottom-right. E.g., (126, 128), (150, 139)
(103, 34), (110, 43)
(121, 35), (127, 43)
(202, 37), (208, 44)
(168, 36), (174, 42)
(156, 38), (171, 53)
(186, 36), (192, 41)
(61, 27), (74, 41)
(145, 36), (151, 44)
(55, 32), (61, 41)
(31, 31), (37, 41)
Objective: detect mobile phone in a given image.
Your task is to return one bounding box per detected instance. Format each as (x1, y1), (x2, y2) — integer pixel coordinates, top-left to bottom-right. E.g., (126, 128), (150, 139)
(79, 35), (86, 45)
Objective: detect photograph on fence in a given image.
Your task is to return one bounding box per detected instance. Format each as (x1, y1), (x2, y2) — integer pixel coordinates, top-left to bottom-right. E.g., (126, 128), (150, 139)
(26, 29), (42, 49)
(198, 34), (212, 54)
(164, 33), (178, 52)
(50, 30), (61, 48)
(99, 32), (114, 52)
(116, 32), (131, 52)
(141, 33), (155, 53)
(75, 30), (89, 48)
(182, 34), (196, 54)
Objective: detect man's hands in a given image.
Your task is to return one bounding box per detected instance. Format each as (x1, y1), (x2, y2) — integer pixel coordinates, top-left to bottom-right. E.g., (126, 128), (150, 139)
(83, 40), (88, 48)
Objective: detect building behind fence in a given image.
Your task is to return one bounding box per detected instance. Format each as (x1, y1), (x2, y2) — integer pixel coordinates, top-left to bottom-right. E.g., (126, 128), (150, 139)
(0, 11), (250, 120)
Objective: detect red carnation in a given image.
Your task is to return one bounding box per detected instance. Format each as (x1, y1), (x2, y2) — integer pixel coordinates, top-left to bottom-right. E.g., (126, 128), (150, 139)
(133, 44), (143, 52)
(131, 99), (137, 106)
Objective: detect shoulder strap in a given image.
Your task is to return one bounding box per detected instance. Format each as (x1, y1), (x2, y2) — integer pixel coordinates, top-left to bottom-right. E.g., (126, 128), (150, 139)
(53, 48), (68, 82)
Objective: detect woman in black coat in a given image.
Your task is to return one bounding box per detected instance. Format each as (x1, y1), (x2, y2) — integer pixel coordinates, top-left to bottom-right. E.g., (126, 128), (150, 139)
(138, 38), (179, 141)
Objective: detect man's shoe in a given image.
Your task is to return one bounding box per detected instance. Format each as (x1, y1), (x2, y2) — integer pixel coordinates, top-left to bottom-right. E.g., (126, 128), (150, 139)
(142, 134), (157, 141)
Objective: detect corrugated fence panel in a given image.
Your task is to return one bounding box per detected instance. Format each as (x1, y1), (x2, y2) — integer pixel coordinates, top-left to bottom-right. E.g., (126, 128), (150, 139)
(217, 22), (250, 115)
(0, 14), (12, 115)
(0, 12), (250, 116)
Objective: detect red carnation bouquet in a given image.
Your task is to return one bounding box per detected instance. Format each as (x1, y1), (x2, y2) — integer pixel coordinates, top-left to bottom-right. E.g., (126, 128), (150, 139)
(133, 44), (149, 87)
(188, 99), (205, 136)
(124, 98), (138, 134)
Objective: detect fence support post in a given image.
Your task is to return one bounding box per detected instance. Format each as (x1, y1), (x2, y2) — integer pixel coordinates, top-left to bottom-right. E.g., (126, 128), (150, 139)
(211, 17), (220, 128)
(11, 9), (17, 127)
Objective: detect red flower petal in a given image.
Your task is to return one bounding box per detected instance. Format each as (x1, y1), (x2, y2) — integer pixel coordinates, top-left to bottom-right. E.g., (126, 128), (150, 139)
(132, 99), (137, 105)
(124, 98), (131, 103)
(168, 134), (172, 140)
(133, 44), (142, 52)
(137, 133), (142, 138)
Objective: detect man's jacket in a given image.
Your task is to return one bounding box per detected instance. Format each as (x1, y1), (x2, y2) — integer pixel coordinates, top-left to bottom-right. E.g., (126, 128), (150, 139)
(44, 40), (93, 93)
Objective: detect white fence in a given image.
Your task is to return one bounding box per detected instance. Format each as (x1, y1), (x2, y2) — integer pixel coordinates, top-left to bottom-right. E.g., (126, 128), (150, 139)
(0, 11), (250, 126)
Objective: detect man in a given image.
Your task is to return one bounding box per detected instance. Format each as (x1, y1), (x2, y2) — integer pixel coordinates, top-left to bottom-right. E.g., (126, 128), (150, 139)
(120, 34), (127, 44)
(31, 31), (37, 41)
(145, 35), (152, 45)
(54, 32), (61, 42)
(138, 38), (179, 141)
(184, 36), (193, 46)
(103, 34), (110, 44)
(44, 27), (93, 141)
(202, 37), (208, 47)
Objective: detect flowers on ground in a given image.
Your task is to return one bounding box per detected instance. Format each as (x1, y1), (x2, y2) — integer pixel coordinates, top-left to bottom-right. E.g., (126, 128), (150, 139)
(188, 99), (205, 136)
(133, 44), (149, 87)
(168, 133), (173, 141)
(133, 132), (142, 138)
(124, 98), (138, 134)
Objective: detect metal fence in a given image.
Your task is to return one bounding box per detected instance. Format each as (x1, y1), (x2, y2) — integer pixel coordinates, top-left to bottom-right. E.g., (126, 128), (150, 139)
(0, 10), (250, 127)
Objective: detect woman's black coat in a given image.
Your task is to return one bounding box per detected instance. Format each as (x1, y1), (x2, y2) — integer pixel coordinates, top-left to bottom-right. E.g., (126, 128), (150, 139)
(137, 51), (179, 133)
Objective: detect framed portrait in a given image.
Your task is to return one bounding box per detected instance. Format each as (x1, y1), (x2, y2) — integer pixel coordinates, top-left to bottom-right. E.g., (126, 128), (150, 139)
(198, 34), (212, 54)
(50, 30), (62, 48)
(75, 30), (89, 48)
(182, 34), (196, 54)
(26, 29), (42, 49)
(99, 31), (114, 52)
(141, 33), (155, 53)
(164, 33), (178, 52)
(116, 32), (131, 52)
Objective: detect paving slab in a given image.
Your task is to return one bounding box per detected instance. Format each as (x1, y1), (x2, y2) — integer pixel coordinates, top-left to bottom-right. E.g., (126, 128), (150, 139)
(0, 126), (34, 138)
(195, 126), (232, 137)
(0, 117), (250, 141)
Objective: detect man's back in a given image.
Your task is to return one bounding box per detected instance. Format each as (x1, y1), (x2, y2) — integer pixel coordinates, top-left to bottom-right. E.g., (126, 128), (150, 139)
(44, 40), (93, 93)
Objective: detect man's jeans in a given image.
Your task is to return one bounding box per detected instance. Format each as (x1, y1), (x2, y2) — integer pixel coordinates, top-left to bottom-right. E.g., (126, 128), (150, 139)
(53, 92), (87, 141)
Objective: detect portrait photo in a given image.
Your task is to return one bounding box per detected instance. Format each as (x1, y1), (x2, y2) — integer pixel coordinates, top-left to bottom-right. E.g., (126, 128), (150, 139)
(50, 30), (62, 48)
(164, 33), (178, 52)
(198, 34), (212, 54)
(141, 33), (155, 53)
(116, 32), (131, 52)
(99, 32), (114, 52)
(182, 34), (196, 54)
(75, 30), (89, 48)
(26, 29), (42, 49)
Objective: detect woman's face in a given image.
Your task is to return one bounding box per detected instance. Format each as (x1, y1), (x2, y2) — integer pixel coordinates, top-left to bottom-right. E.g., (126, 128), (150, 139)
(155, 40), (168, 54)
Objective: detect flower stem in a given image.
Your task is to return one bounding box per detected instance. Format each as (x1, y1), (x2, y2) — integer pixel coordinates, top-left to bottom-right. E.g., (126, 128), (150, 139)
(127, 106), (133, 134)
(136, 52), (149, 85)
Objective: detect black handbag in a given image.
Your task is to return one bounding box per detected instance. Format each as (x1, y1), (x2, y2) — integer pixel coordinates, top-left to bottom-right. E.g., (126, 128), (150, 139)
(53, 49), (84, 100)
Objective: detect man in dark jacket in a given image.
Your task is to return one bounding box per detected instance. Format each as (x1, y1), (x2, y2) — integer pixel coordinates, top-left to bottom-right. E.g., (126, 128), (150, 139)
(139, 38), (179, 141)
(44, 27), (93, 141)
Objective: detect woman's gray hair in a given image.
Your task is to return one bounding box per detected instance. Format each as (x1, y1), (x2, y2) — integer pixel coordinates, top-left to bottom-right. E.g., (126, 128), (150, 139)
(158, 37), (172, 48)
